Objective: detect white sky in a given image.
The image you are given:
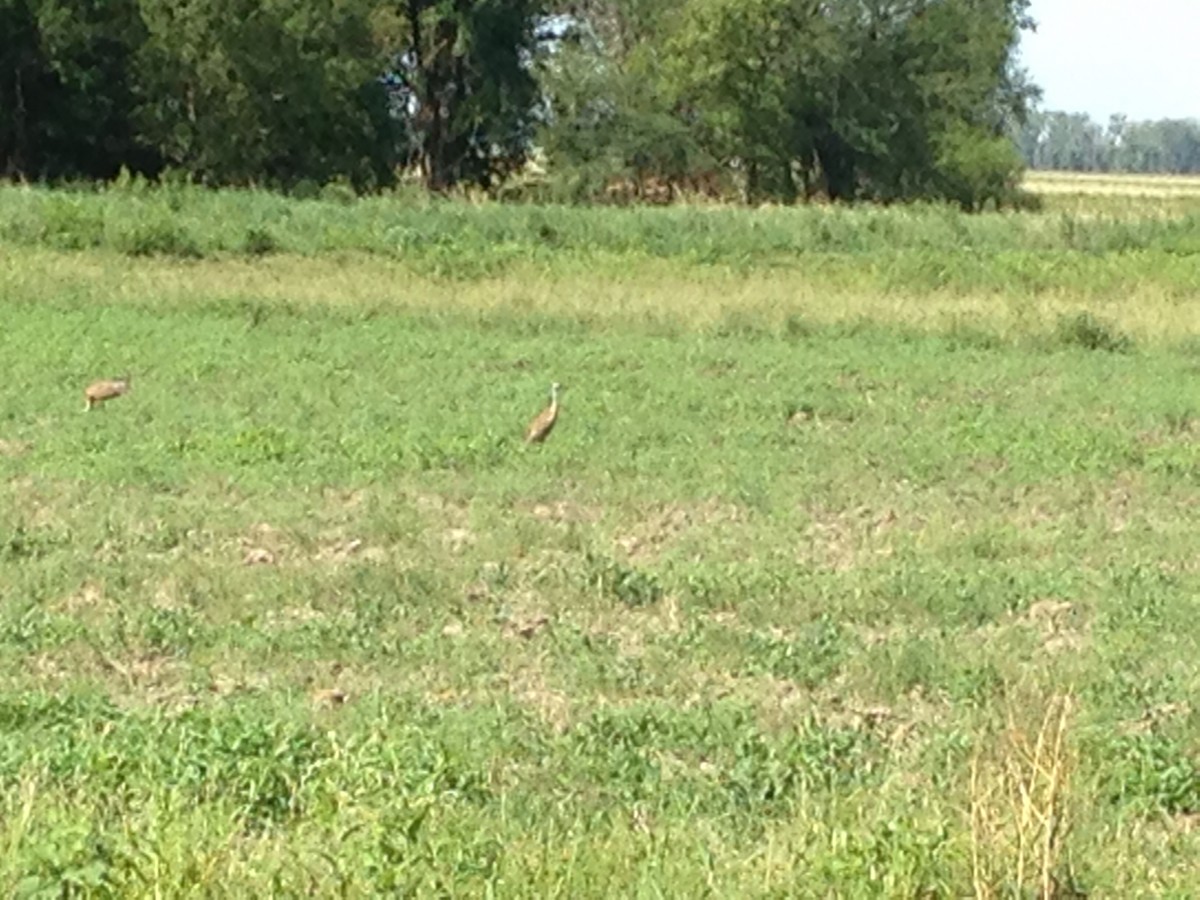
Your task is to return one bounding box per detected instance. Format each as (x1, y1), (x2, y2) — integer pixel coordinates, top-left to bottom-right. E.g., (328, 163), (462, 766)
(1017, 0), (1199, 123)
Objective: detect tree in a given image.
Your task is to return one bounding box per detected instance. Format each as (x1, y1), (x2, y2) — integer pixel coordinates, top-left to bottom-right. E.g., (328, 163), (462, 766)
(536, 2), (716, 201)
(1016, 108), (1200, 174)
(388, 0), (544, 191)
(133, 0), (396, 189)
(0, 0), (149, 180)
(657, 0), (1036, 206)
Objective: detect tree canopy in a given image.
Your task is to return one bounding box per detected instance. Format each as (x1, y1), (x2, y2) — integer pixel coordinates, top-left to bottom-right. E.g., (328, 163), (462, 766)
(1017, 110), (1200, 175)
(0, 0), (1065, 207)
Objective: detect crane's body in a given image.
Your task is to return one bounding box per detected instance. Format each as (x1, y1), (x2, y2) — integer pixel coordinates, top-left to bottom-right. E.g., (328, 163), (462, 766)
(84, 375), (130, 411)
(525, 382), (562, 444)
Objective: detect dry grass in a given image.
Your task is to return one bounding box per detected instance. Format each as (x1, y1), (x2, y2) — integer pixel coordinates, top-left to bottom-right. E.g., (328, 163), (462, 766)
(970, 693), (1079, 899)
(1025, 170), (1200, 198)
(5, 246), (1200, 345)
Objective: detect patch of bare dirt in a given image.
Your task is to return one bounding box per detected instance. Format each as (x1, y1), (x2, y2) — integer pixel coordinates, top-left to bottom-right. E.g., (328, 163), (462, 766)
(321, 487), (367, 511)
(800, 504), (910, 572)
(1023, 599), (1075, 627)
(786, 406), (815, 426)
(584, 593), (683, 657)
(239, 522), (286, 564)
(27, 651), (75, 684)
(853, 623), (906, 647)
(614, 500), (744, 563)
(50, 581), (112, 616)
(238, 523), (387, 568)
(1172, 813), (1200, 833)
(311, 687), (349, 707)
(92, 647), (183, 694)
(503, 613), (551, 641)
(1136, 416), (1200, 450)
(0, 438), (32, 457)
(314, 537), (386, 564)
(1012, 599), (1089, 655)
(414, 492), (470, 524)
(243, 547), (276, 566)
(442, 528), (475, 554)
(1123, 701), (1191, 736)
(506, 667), (572, 733)
(523, 499), (604, 526)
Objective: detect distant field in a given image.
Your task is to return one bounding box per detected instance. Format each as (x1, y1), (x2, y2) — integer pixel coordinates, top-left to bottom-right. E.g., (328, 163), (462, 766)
(1, 184), (1199, 896)
(1026, 169), (1200, 196)
(1024, 169), (1200, 219)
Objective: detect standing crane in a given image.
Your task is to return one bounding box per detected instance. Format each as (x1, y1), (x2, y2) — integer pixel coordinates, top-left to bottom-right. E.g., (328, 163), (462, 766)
(84, 374), (131, 411)
(525, 382), (563, 444)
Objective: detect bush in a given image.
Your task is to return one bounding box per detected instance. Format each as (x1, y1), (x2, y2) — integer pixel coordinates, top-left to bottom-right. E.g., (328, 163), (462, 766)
(117, 218), (203, 258)
(241, 226), (279, 256)
(1055, 311), (1135, 353)
(935, 123), (1027, 213)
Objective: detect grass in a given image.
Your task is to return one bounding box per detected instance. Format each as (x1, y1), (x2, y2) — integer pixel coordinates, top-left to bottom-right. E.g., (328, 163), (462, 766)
(2, 175), (1200, 895)
(1022, 170), (1200, 219)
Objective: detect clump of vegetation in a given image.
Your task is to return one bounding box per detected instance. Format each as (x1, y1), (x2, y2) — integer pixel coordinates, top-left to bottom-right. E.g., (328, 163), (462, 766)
(1055, 311), (1135, 353)
(241, 226), (279, 256)
(116, 218), (204, 259)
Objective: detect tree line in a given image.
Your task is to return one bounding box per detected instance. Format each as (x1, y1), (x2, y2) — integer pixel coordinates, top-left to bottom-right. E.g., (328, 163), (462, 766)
(1, 0), (1038, 208)
(1016, 110), (1200, 175)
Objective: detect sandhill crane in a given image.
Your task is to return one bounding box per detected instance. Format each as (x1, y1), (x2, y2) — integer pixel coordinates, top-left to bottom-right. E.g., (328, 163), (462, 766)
(84, 374), (131, 411)
(525, 382), (562, 444)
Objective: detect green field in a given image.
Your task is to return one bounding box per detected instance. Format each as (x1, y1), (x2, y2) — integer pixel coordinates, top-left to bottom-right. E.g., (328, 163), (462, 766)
(2, 179), (1199, 896)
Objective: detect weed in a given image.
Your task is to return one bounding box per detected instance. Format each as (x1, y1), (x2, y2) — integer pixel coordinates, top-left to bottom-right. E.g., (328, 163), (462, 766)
(241, 226), (279, 256)
(742, 616), (846, 688)
(969, 694), (1081, 899)
(116, 218), (204, 259)
(1101, 732), (1200, 815)
(584, 551), (663, 608)
(1055, 311), (1134, 353)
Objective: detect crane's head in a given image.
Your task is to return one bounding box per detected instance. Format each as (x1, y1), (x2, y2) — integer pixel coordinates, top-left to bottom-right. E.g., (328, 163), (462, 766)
(550, 382), (563, 396)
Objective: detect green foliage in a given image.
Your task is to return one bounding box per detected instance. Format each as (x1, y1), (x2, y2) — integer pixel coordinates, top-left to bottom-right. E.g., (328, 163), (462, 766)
(133, 0), (396, 190)
(392, 0), (543, 190)
(0, 0), (150, 179)
(5, 0), (1040, 207)
(1100, 733), (1200, 815)
(661, 0), (837, 202)
(2, 182), (1200, 300)
(935, 122), (1026, 211)
(1055, 311), (1135, 353)
(115, 216), (203, 258)
(537, 39), (716, 202)
(649, 0), (1035, 205)
(1020, 110), (1200, 174)
(241, 226), (280, 256)
(742, 616), (846, 688)
(584, 551), (663, 607)
(2, 185), (1200, 892)
(3, 0), (396, 189)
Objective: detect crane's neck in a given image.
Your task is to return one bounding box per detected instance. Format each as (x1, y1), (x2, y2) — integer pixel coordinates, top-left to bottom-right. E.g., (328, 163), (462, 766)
(549, 386), (559, 411)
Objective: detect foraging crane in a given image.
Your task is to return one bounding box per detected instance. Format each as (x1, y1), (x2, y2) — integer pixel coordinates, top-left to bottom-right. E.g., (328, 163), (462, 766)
(84, 374), (131, 411)
(525, 382), (563, 444)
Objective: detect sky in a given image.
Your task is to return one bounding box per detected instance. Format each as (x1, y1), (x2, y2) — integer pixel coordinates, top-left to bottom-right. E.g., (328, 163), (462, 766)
(1017, 0), (1199, 123)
